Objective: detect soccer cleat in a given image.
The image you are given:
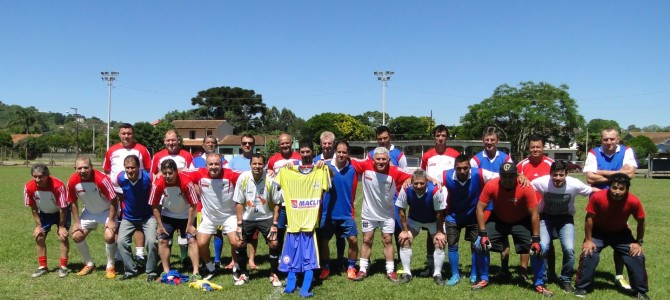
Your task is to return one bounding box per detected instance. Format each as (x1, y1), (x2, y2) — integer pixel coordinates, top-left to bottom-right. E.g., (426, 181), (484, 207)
(396, 266), (404, 275)
(146, 274), (159, 282)
(399, 273), (412, 284)
(190, 274), (202, 282)
(203, 268), (218, 281)
(270, 273), (282, 287)
(560, 280), (574, 293)
(76, 265), (95, 276)
(469, 275), (478, 284)
(534, 285), (553, 297)
(446, 274), (461, 286)
(31, 267), (48, 278)
(105, 266), (116, 279)
(346, 267), (357, 280)
(318, 268), (330, 280)
(433, 274), (445, 286)
(471, 280), (488, 291)
(615, 275), (632, 290)
(636, 292), (650, 300)
(353, 271), (367, 281)
(386, 272), (399, 283)
(418, 267), (433, 278)
(574, 289), (587, 298)
(213, 262), (222, 270)
(119, 273), (136, 281)
(58, 267), (69, 278)
(234, 274), (249, 286)
(496, 270), (512, 282)
(519, 268), (530, 282)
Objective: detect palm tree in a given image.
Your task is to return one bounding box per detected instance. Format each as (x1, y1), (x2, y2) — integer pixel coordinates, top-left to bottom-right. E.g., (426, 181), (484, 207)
(10, 106), (47, 134)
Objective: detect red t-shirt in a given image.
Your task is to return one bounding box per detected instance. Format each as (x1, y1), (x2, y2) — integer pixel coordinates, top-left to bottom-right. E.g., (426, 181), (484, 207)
(586, 189), (645, 233)
(479, 178), (538, 224)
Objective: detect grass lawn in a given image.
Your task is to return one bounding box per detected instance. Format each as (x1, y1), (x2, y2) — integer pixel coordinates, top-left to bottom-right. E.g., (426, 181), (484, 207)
(0, 166), (667, 299)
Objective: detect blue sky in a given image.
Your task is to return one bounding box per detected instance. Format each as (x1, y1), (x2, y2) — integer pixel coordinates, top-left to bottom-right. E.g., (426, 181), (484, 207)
(1, 1), (668, 129)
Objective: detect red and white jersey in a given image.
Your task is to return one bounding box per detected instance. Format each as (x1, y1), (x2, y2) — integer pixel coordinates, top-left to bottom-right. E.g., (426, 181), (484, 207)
(24, 176), (68, 214)
(421, 147), (460, 183)
(150, 149), (194, 174)
(517, 156), (554, 182)
(149, 172), (199, 219)
(350, 158), (412, 221)
(267, 151), (301, 174)
(103, 142), (152, 179)
(67, 169), (117, 214)
(186, 168), (242, 223)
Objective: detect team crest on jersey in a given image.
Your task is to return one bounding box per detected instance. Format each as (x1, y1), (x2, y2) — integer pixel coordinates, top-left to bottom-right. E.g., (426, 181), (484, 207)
(282, 255), (291, 264)
(312, 181), (320, 190)
(290, 199), (320, 209)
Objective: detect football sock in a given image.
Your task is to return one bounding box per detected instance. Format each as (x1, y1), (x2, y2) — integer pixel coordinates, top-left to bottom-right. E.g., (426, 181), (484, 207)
(359, 258), (369, 273)
(38, 256), (47, 268)
(236, 247), (248, 274)
(470, 252), (478, 278)
(269, 248), (279, 274)
(530, 255), (546, 287)
(299, 270), (314, 298)
(400, 247), (412, 276)
(178, 237), (188, 261)
(336, 237), (345, 261)
(75, 241), (94, 266)
(320, 258), (329, 269)
(205, 261), (215, 273)
(448, 245), (459, 277)
(106, 242), (117, 268)
(60, 257), (68, 268)
(213, 236), (223, 263)
(285, 272), (297, 293)
(477, 252), (490, 282)
(426, 254), (434, 271)
(135, 247), (144, 258)
(348, 259), (356, 269)
(433, 249), (445, 276)
(385, 260), (395, 275)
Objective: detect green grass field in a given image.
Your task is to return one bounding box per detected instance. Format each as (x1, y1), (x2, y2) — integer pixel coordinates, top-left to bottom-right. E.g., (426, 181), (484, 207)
(0, 166), (667, 299)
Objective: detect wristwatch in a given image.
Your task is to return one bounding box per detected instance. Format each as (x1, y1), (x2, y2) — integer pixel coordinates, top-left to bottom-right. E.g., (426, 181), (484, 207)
(636, 239), (644, 245)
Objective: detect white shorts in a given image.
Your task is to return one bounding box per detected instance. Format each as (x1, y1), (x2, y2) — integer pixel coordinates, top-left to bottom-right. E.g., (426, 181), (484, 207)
(80, 210), (111, 231)
(361, 218), (395, 234)
(407, 218), (437, 236)
(198, 215), (237, 235)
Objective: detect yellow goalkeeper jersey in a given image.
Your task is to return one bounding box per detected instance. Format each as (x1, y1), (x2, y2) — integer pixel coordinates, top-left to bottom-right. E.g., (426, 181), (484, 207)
(274, 165), (331, 233)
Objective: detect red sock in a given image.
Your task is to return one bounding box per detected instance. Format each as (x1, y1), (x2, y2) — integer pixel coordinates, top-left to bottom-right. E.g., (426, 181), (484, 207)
(60, 257), (68, 268)
(38, 256), (47, 269)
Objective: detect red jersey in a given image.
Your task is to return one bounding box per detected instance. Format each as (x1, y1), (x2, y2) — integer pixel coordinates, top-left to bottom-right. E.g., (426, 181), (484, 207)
(149, 172), (199, 219)
(150, 149), (194, 174)
(586, 189), (645, 233)
(67, 169), (117, 214)
(267, 151), (301, 174)
(421, 147), (460, 183)
(479, 178), (538, 224)
(103, 142), (152, 178)
(24, 176), (69, 214)
(516, 156), (554, 182)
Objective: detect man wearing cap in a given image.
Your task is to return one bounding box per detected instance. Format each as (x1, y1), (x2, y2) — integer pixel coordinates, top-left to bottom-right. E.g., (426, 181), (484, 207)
(474, 162), (552, 296)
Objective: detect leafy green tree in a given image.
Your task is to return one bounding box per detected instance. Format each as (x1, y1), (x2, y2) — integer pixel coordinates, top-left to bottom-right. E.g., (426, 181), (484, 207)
(302, 113), (373, 144)
(0, 131), (11, 149)
(353, 111), (392, 129)
(162, 109), (200, 123)
(625, 135), (658, 168)
(14, 136), (49, 160)
(388, 116), (433, 140)
(576, 119), (621, 153)
(460, 82), (585, 159)
(190, 86), (267, 133)
(9, 106), (48, 134)
(132, 122), (164, 155)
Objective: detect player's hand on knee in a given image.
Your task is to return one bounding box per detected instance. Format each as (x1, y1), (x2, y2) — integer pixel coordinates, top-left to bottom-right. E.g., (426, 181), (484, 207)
(33, 226), (45, 239)
(629, 242), (643, 257)
(433, 232), (447, 249)
(475, 230), (491, 253)
(399, 230), (413, 245)
(57, 226), (69, 241)
(581, 239), (596, 256)
(268, 224), (278, 241)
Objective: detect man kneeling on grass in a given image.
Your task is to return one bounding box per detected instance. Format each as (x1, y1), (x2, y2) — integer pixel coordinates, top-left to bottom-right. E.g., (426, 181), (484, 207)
(574, 173), (649, 300)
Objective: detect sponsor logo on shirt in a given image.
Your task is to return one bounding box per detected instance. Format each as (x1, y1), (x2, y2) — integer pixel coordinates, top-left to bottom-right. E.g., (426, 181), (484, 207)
(290, 199), (320, 209)
(364, 174), (373, 181)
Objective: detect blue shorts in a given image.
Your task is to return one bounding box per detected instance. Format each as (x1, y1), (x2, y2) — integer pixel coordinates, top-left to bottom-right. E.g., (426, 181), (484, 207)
(277, 206), (287, 229)
(317, 219), (358, 240)
(159, 216), (195, 240)
(39, 207), (71, 233)
(279, 232), (319, 273)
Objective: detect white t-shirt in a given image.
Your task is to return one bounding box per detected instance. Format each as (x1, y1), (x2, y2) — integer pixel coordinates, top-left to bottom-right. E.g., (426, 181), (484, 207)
(531, 175), (593, 215)
(233, 171), (280, 221)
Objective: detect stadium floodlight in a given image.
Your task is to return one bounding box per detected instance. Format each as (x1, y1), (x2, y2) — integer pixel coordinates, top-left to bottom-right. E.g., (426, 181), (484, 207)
(101, 71), (119, 150)
(374, 71), (394, 126)
(70, 107), (80, 156)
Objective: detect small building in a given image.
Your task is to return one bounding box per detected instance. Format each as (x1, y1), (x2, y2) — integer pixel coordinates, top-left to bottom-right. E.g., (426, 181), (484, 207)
(624, 132), (670, 153)
(218, 135), (278, 157)
(172, 120), (234, 152)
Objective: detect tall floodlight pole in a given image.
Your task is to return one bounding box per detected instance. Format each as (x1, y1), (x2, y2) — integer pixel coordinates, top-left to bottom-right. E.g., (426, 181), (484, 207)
(70, 107), (80, 156)
(374, 71), (394, 126)
(101, 72), (119, 150)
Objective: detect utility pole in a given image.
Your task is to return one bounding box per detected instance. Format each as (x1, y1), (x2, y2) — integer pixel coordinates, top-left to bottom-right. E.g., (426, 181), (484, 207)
(70, 107), (80, 156)
(101, 71), (119, 150)
(374, 71), (394, 126)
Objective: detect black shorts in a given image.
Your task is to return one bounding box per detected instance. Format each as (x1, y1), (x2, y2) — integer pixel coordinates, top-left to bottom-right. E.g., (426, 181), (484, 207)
(445, 221), (478, 246)
(241, 219), (273, 244)
(159, 216), (191, 240)
(485, 215), (532, 254)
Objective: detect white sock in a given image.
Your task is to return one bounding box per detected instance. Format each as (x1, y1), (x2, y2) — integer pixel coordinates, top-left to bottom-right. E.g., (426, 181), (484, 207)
(75, 241), (94, 266)
(400, 248), (412, 275)
(386, 260), (396, 274)
(433, 249), (445, 276)
(359, 258), (369, 273)
(105, 242), (117, 268)
(135, 247), (144, 257)
(206, 262), (215, 272)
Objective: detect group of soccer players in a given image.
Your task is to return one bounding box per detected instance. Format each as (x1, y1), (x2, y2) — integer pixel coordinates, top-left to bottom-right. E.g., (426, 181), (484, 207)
(23, 123), (650, 299)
